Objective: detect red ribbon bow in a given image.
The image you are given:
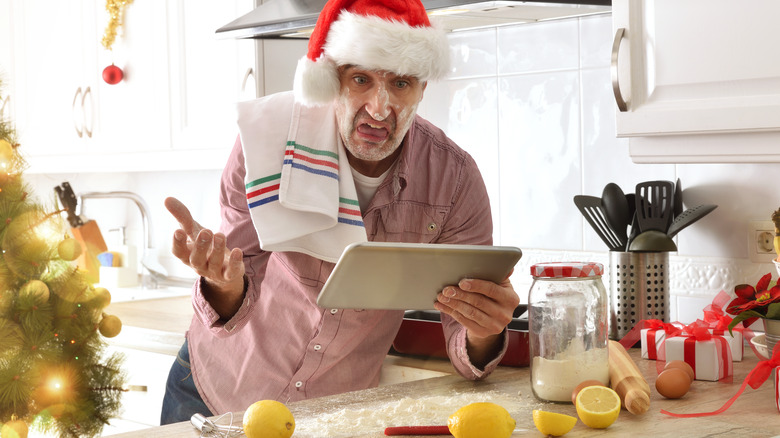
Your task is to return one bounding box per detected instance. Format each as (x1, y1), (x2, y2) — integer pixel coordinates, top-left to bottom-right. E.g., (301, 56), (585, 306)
(683, 320), (714, 341)
(662, 339), (780, 417)
(618, 319), (683, 352)
(702, 290), (737, 333)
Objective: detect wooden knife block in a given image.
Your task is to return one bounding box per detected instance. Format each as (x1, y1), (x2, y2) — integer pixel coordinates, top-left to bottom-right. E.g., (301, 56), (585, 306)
(71, 220), (108, 283)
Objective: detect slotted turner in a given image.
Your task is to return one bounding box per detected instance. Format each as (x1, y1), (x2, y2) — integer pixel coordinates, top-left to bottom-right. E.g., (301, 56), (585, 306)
(667, 204), (717, 238)
(574, 195), (623, 251)
(635, 181), (675, 233)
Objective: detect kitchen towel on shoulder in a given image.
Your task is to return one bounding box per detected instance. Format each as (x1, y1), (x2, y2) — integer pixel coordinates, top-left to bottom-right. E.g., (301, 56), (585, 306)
(236, 91), (367, 263)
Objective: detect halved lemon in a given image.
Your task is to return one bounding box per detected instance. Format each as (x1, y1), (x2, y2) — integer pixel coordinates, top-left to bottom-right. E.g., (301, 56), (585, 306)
(575, 386), (621, 429)
(532, 410), (577, 436)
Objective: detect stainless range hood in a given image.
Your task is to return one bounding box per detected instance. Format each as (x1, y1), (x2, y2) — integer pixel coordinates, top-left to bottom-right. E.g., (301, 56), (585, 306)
(217, 0), (611, 39)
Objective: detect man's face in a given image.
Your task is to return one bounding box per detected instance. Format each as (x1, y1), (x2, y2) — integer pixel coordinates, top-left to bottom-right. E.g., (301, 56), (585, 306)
(334, 65), (426, 176)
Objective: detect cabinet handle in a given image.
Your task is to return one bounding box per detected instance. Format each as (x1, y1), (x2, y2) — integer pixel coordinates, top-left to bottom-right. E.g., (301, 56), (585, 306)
(241, 67), (254, 93)
(82, 86), (94, 138)
(72, 87), (84, 138)
(611, 27), (628, 112)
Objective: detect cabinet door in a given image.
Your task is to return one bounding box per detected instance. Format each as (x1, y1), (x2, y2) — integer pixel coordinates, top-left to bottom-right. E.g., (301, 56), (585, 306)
(92, 0), (172, 154)
(612, 0), (780, 137)
(12, 0), (96, 156)
(168, 0), (256, 152)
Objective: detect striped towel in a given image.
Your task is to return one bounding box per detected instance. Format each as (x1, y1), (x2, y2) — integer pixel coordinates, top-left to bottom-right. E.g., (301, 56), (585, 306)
(237, 92), (367, 263)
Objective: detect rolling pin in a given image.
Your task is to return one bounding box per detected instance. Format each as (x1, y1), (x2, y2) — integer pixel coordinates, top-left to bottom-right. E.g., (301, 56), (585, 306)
(608, 340), (651, 415)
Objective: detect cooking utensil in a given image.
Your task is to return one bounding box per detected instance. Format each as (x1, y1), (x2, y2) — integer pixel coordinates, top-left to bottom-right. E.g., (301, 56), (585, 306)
(635, 180), (674, 232)
(627, 230), (678, 252)
(191, 413), (242, 437)
(54, 182), (108, 283)
(601, 183), (630, 247)
(574, 195), (622, 251)
(667, 204), (717, 238)
(673, 178), (683, 218)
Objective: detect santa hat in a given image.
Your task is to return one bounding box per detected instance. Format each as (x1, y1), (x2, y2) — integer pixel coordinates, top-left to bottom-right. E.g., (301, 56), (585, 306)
(293, 0), (450, 106)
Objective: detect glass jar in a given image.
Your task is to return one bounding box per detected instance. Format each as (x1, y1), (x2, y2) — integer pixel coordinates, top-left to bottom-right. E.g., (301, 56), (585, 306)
(528, 262), (609, 402)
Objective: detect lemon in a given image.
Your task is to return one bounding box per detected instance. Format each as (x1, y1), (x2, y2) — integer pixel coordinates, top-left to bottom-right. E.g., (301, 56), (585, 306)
(532, 410), (577, 436)
(575, 385), (621, 429)
(447, 402), (515, 438)
(242, 400), (295, 438)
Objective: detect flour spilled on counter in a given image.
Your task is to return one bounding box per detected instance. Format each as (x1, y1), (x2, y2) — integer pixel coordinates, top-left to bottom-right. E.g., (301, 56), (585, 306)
(293, 390), (538, 438)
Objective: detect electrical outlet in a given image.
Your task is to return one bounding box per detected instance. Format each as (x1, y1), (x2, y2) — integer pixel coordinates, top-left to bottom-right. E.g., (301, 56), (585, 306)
(748, 221), (776, 263)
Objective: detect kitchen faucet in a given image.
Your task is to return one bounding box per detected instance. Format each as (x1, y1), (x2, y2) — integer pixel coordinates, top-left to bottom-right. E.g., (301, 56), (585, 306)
(76, 191), (168, 289)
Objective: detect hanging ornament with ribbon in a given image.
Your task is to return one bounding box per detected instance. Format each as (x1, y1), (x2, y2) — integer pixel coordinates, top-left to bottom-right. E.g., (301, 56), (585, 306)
(101, 0), (134, 85)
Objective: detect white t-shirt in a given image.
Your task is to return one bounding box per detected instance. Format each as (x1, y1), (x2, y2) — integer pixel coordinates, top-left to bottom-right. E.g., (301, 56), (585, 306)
(350, 163), (395, 213)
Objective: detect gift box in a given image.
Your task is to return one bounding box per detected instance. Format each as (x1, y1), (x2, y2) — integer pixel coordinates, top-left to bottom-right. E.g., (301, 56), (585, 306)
(636, 320), (683, 360)
(641, 328), (666, 360)
(665, 332), (733, 381)
(710, 328), (743, 362)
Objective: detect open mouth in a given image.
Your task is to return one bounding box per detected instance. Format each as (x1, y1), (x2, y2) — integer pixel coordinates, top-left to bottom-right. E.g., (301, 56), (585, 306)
(356, 122), (389, 142)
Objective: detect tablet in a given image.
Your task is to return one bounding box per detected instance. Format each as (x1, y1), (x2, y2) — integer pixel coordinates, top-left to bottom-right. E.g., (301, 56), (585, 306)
(316, 242), (523, 310)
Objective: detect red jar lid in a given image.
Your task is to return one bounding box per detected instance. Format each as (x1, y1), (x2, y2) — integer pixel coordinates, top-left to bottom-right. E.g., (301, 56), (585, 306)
(530, 262), (604, 278)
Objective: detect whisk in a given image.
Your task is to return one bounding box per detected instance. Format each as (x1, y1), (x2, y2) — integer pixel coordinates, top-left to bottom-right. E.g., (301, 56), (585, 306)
(191, 413), (244, 437)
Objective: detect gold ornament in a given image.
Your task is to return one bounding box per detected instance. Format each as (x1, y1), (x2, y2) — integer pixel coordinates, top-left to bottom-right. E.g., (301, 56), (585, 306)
(99, 313), (122, 338)
(102, 0), (135, 51)
(0, 415), (28, 438)
(0, 139), (14, 170)
(20, 279), (50, 305)
(91, 287), (112, 309)
(57, 237), (83, 261)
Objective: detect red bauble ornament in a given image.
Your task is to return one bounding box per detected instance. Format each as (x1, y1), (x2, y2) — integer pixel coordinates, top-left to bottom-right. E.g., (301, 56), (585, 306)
(102, 64), (123, 85)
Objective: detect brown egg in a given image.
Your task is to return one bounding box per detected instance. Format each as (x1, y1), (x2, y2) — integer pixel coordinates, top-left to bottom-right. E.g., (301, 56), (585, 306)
(664, 360), (694, 382)
(571, 379), (607, 404)
(655, 368), (691, 399)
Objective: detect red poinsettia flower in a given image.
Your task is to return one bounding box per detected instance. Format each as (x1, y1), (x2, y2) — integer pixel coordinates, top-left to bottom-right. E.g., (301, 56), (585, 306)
(726, 272), (780, 316)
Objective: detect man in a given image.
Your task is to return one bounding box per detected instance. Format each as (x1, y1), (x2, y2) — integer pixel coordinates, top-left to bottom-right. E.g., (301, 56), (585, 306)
(160, 0), (519, 424)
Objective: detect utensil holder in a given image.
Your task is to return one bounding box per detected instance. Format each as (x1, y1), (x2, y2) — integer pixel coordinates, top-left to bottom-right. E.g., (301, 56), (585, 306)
(609, 251), (670, 340)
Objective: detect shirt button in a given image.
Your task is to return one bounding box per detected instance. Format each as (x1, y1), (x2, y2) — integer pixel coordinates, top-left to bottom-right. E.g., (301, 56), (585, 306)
(295, 381), (303, 388)
(330, 309), (338, 314)
(313, 344), (322, 351)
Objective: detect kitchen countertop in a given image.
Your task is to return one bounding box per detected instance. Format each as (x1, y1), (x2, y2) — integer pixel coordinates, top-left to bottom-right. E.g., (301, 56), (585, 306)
(110, 347), (778, 437)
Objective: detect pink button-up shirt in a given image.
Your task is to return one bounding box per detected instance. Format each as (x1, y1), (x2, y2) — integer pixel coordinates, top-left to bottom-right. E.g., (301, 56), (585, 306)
(187, 111), (505, 415)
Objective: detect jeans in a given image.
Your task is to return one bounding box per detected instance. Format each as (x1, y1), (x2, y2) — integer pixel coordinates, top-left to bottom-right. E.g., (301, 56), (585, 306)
(160, 339), (213, 425)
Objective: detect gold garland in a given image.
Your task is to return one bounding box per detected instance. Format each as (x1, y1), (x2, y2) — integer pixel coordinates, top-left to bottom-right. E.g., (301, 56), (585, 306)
(101, 0), (134, 51)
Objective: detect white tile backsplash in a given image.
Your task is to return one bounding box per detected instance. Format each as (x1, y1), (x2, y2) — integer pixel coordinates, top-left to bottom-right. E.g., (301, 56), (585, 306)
(498, 19), (579, 74)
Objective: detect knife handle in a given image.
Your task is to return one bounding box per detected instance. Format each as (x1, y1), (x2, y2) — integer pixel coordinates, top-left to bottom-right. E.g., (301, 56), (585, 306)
(384, 425), (451, 436)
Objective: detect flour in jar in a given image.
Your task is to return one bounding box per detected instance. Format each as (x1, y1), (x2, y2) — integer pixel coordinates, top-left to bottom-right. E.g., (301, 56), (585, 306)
(293, 390), (535, 438)
(531, 346), (609, 402)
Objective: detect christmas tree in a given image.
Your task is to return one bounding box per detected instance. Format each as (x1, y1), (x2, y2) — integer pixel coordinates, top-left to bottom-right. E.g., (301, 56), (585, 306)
(0, 82), (127, 437)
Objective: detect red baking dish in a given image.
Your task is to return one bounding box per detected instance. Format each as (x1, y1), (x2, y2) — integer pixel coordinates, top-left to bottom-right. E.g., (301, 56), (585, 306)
(391, 306), (529, 367)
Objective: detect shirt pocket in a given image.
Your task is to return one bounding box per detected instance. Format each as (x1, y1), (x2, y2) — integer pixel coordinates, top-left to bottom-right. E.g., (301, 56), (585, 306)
(272, 251), (330, 289)
(367, 202), (448, 243)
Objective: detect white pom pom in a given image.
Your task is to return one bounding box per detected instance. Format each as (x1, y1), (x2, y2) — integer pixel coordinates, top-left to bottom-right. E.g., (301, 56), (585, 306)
(293, 56), (340, 107)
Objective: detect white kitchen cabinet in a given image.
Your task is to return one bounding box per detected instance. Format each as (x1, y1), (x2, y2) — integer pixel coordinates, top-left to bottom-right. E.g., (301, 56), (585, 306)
(611, 0), (780, 163)
(5, 0), (254, 173)
(167, 0), (255, 153)
(8, 0), (171, 163)
(10, 0), (97, 156)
